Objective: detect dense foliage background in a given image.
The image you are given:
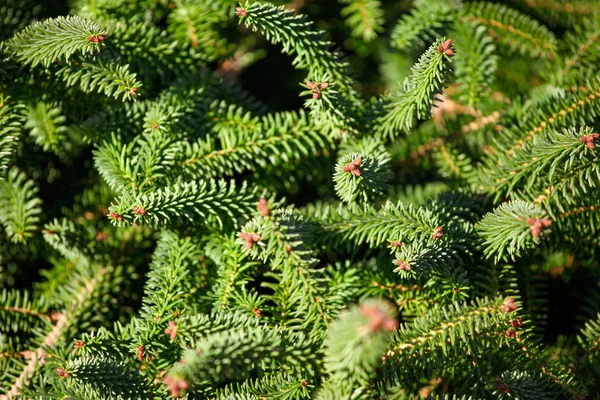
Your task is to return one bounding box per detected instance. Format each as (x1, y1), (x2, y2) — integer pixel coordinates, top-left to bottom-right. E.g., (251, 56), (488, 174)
(1, 0), (600, 399)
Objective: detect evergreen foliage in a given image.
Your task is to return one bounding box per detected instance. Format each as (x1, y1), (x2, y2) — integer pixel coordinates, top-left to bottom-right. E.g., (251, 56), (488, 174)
(1, 0), (600, 399)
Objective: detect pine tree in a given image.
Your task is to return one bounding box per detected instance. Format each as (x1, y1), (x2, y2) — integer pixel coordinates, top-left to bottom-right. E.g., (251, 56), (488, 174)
(1, 0), (600, 399)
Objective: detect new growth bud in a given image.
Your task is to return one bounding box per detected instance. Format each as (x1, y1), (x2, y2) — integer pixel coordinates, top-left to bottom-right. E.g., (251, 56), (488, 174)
(343, 158), (362, 176)
(437, 39), (453, 56)
(240, 232), (261, 249)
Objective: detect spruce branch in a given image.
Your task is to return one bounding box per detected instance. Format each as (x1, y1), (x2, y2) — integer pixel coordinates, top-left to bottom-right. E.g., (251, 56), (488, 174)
(54, 356), (151, 399)
(476, 200), (551, 262)
(461, 2), (558, 59)
(7, 15), (107, 67)
(236, 1), (350, 84)
(391, 0), (457, 51)
(135, 231), (202, 349)
(324, 299), (398, 385)
(451, 20), (497, 108)
(57, 60), (142, 102)
(333, 151), (391, 204)
(167, 326), (319, 394)
(240, 209), (332, 334)
(306, 201), (441, 248)
(0, 94), (23, 176)
(382, 297), (514, 384)
(0, 168), (42, 243)
(375, 38), (454, 139)
(24, 101), (69, 154)
(339, 0), (384, 43)
(2, 265), (110, 399)
(178, 109), (335, 179)
(108, 179), (257, 227)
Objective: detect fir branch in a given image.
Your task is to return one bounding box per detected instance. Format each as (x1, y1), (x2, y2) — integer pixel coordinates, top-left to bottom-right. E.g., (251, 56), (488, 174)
(57, 60), (142, 102)
(333, 152), (391, 204)
(339, 0), (384, 43)
(55, 357), (151, 398)
(108, 179), (257, 227)
(451, 20), (497, 108)
(24, 101), (69, 154)
(178, 110), (334, 179)
(7, 15), (107, 67)
(0, 168), (42, 243)
(2, 266), (109, 399)
(390, 0), (457, 51)
(240, 209), (332, 334)
(489, 79), (600, 163)
(135, 231), (202, 350)
(0, 94), (23, 176)
(236, 1), (350, 84)
(375, 38), (454, 139)
(0, 289), (51, 334)
(167, 0), (231, 63)
(216, 374), (311, 400)
(167, 326), (319, 392)
(461, 2), (558, 59)
(476, 200), (551, 262)
(382, 297), (513, 383)
(306, 201), (441, 248)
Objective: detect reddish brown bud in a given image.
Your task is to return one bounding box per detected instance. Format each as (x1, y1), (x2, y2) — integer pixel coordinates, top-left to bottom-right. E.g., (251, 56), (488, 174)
(511, 318), (523, 327)
(240, 232), (261, 249)
(257, 198), (270, 216)
(444, 48), (454, 56)
(395, 259), (411, 271)
(253, 307), (262, 318)
(74, 340), (85, 349)
(580, 133), (599, 149)
(527, 217), (552, 237)
(389, 240), (403, 248)
(318, 82), (329, 90)
(343, 158), (362, 176)
(56, 367), (70, 378)
(306, 81), (315, 90)
(301, 380), (309, 387)
(432, 226), (443, 240)
(437, 39), (452, 52)
(109, 211), (123, 222)
(130, 87), (138, 96)
(235, 7), (248, 17)
(453, 287), (461, 293)
(46, 229), (55, 235)
(88, 35), (104, 43)
(312, 91), (320, 99)
(504, 329), (517, 338)
(164, 321), (178, 340)
(132, 205), (146, 215)
(164, 375), (190, 398)
(359, 304), (399, 333)
(151, 123), (159, 130)
(502, 297), (518, 313)
(137, 345), (145, 361)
